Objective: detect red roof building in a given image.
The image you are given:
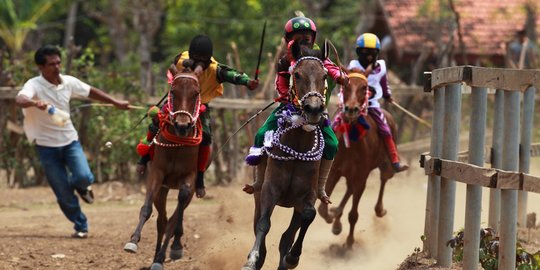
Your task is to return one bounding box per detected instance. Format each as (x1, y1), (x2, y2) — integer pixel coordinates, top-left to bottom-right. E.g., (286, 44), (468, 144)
(369, 0), (539, 82)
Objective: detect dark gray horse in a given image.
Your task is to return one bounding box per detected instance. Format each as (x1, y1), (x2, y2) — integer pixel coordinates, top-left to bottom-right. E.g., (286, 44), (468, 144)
(243, 43), (328, 270)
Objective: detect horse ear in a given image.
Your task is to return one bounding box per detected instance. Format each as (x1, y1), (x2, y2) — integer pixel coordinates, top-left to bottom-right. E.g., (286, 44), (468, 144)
(194, 65), (203, 77)
(290, 41), (301, 60)
(364, 63), (373, 76)
(323, 39), (330, 60)
(169, 64), (178, 77)
(340, 64), (349, 74)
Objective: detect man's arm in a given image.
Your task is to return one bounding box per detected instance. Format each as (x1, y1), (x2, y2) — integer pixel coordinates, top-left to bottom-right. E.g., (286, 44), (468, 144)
(15, 94), (48, 110)
(88, 87), (130, 109)
(216, 64), (259, 90)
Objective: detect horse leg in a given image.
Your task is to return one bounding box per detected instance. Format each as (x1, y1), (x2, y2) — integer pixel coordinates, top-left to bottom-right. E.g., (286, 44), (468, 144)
(243, 187), (278, 270)
(277, 211), (302, 270)
(283, 204), (317, 269)
(317, 170), (341, 223)
(124, 186), (154, 253)
(374, 167), (392, 217)
(150, 186), (169, 269)
(169, 185), (192, 260)
(331, 186), (352, 235)
(346, 180), (366, 249)
(151, 206), (180, 270)
(252, 191), (268, 270)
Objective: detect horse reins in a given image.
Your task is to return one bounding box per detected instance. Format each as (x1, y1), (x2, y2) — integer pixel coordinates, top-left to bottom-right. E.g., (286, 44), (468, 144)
(289, 56), (328, 108)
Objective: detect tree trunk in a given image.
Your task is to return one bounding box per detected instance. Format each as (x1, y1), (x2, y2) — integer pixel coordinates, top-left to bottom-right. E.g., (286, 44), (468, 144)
(85, 0), (130, 63)
(63, 0), (79, 50)
(132, 0), (163, 95)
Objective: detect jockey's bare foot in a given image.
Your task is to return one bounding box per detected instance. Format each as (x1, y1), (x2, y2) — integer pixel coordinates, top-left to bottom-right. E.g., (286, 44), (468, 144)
(243, 184), (255, 194)
(392, 163), (409, 173)
(196, 187), (206, 198)
(136, 164), (146, 174)
(320, 195), (332, 204)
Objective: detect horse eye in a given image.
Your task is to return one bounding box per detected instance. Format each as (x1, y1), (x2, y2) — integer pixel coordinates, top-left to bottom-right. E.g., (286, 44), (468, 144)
(294, 72), (301, 80)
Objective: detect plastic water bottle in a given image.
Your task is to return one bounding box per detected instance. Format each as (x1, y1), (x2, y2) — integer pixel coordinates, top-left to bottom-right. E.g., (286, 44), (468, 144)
(46, 104), (70, 127)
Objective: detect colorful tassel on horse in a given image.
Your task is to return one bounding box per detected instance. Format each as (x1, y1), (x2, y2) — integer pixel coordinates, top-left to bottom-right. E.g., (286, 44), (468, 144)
(136, 141), (150, 157)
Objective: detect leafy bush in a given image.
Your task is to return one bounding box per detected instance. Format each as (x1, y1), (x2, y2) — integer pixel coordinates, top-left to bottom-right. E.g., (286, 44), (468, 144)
(448, 227), (540, 270)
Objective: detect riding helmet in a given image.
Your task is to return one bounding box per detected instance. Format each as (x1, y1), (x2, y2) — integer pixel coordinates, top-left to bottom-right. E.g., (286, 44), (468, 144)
(189, 35), (213, 57)
(356, 33), (381, 50)
(284, 17), (317, 41)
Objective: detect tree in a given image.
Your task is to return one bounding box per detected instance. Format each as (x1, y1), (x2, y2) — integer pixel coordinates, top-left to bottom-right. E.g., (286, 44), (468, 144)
(0, 0), (58, 59)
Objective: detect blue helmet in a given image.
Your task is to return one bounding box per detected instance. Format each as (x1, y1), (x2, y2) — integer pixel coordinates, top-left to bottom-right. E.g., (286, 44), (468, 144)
(356, 33), (381, 50)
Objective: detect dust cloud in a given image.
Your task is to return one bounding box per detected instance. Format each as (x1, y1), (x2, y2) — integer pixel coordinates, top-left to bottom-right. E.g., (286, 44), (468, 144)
(195, 157), (540, 270)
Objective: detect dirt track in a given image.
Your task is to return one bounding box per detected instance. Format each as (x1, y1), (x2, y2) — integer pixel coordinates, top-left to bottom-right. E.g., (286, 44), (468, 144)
(1, 161), (540, 270)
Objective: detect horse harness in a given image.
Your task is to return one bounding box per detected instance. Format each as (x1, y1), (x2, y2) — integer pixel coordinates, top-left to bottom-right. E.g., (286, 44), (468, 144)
(262, 56), (330, 162)
(154, 73), (203, 147)
(288, 56), (328, 108)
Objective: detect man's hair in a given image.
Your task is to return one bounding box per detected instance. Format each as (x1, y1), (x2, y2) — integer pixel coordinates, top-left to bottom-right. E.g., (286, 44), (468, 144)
(34, 45), (61, 65)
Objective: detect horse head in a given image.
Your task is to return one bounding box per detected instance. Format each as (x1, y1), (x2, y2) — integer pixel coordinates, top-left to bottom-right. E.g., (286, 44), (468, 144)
(167, 61), (201, 136)
(289, 41), (328, 125)
(340, 67), (370, 124)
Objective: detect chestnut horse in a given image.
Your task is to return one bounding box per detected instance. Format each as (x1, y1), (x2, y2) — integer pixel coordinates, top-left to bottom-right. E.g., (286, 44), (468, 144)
(243, 44), (328, 270)
(124, 63), (202, 270)
(318, 68), (397, 248)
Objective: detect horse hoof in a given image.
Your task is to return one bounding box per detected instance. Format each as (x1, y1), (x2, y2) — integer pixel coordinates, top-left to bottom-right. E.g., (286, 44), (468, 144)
(169, 248), (183, 260)
(375, 209), (387, 217)
(241, 263), (256, 270)
(150, 263), (163, 270)
(332, 223), (342, 235)
(123, 242), (138, 253)
(283, 254), (300, 269)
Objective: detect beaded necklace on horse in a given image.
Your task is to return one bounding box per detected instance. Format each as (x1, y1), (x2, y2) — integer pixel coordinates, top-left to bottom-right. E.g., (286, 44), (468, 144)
(262, 56), (329, 161)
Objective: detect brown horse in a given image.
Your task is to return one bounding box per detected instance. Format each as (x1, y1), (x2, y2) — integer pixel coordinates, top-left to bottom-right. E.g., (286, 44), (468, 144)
(318, 68), (398, 248)
(242, 44), (328, 270)
(123, 62), (202, 270)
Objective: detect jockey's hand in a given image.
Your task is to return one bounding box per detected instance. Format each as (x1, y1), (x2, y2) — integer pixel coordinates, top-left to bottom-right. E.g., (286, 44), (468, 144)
(247, 79), (259, 90)
(33, 100), (49, 110)
(336, 75), (349, 87)
(115, 100), (131, 110)
(274, 95), (289, 103)
(384, 96), (394, 104)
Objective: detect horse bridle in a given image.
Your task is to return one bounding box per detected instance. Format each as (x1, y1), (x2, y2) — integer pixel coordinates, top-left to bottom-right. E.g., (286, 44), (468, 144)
(289, 56), (328, 108)
(339, 71), (369, 117)
(167, 73), (201, 125)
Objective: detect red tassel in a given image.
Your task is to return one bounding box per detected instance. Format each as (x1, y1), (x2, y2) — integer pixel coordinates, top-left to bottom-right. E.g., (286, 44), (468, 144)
(136, 141), (150, 157)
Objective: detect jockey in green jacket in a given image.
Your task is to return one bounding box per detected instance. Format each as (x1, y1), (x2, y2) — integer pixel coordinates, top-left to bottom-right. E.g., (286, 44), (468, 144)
(244, 17), (348, 204)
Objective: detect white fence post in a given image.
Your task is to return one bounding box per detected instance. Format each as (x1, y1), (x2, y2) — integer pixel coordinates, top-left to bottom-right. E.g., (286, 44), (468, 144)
(463, 87), (487, 270)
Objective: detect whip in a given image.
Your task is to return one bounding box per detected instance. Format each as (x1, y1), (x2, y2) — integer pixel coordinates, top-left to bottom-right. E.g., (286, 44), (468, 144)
(212, 100), (276, 161)
(389, 101), (432, 128)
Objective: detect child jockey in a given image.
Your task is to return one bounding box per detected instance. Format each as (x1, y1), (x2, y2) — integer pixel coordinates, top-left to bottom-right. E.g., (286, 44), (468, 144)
(348, 33), (408, 172)
(136, 35), (259, 198)
(244, 16), (348, 204)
